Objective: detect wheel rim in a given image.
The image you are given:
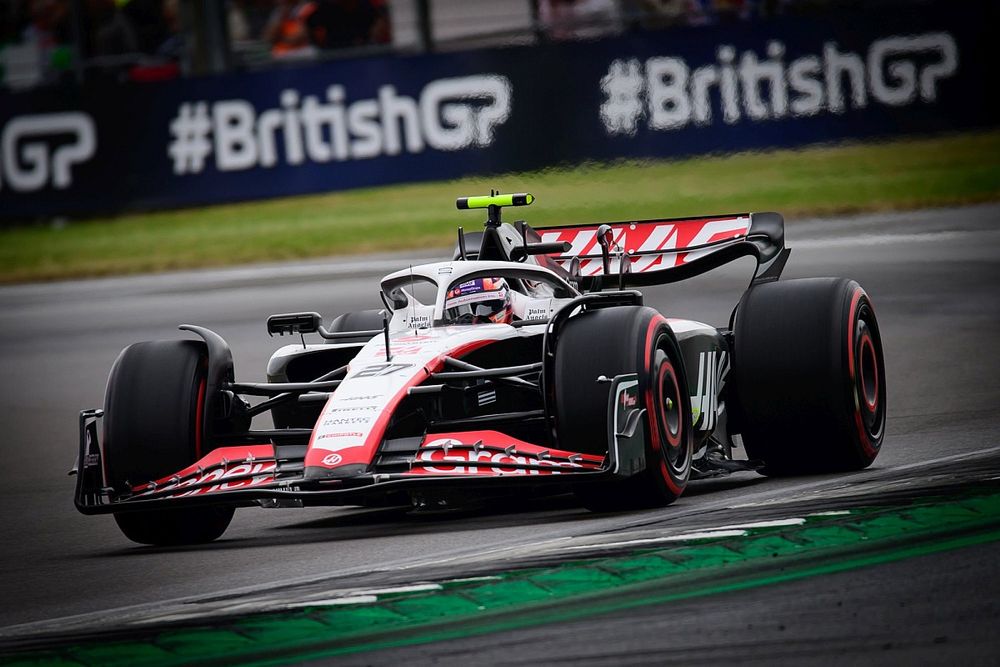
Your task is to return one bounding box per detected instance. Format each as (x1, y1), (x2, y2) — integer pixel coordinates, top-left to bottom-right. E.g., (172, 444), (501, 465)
(653, 346), (688, 477)
(853, 305), (885, 442)
(858, 331), (878, 412)
(659, 364), (682, 445)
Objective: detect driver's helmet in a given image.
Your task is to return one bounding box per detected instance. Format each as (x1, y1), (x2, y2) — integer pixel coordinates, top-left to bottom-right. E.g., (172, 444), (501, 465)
(444, 277), (513, 324)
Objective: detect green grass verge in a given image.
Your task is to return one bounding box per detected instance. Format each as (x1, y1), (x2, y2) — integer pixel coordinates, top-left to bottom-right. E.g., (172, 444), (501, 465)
(2, 129), (999, 284)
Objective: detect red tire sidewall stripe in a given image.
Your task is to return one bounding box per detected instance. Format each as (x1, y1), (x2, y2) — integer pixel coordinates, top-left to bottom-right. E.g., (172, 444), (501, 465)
(643, 316), (663, 453)
(643, 314), (685, 495)
(848, 288), (877, 457)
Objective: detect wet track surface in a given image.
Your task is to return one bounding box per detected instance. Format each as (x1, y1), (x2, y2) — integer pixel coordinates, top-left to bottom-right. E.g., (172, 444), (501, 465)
(0, 204), (998, 662)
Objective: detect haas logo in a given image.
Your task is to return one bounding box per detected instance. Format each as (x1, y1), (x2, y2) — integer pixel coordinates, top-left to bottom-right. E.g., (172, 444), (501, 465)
(322, 453), (343, 466)
(621, 391), (637, 408)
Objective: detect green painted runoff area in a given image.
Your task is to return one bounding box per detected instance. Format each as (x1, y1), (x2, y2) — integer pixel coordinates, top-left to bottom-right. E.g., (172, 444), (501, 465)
(4, 488), (1000, 666)
(1, 129), (999, 283)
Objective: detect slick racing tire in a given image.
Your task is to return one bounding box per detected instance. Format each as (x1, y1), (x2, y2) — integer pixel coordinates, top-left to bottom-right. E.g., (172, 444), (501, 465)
(326, 309), (385, 344)
(554, 306), (693, 511)
(732, 278), (886, 475)
(104, 340), (234, 545)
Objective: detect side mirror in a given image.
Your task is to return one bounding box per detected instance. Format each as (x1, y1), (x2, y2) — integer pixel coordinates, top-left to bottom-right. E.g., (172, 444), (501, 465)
(267, 312), (321, 337)
(596, 224), (614, 275)
(387, 288), (408, 309)
(510, 240), (572, 262)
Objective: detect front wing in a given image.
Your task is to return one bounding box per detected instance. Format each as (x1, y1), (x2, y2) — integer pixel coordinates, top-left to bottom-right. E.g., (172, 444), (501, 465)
(74, 375), (647, 514)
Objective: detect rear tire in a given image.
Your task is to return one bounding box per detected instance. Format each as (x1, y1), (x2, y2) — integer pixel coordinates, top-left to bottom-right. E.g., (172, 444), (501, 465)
(553, 306), (693, 511)
(104, 340), (234, 545)
(732, 278), (886, 475)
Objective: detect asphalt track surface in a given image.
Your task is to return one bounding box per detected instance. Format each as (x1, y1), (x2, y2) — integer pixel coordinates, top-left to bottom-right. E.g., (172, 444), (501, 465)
(0, 203), (998, 662)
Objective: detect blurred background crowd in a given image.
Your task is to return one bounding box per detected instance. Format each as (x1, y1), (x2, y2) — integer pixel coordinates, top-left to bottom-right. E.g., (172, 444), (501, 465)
(0, 0), (393, 88)
(0, 0), (886, 90)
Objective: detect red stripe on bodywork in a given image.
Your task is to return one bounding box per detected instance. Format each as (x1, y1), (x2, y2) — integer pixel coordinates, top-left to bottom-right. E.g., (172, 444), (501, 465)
(539, 216), (749, 274)
(419, 430), (603, 462)
(131, 444), (276, 493)
(362, 339), (495, 452)
(304, 338), (497, 471)
(407, 429), (604, 476)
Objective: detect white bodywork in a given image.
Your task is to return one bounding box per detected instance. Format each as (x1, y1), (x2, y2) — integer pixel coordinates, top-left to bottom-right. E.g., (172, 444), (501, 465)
(271, 260), (578, 471)
(266, 260), (722, 472)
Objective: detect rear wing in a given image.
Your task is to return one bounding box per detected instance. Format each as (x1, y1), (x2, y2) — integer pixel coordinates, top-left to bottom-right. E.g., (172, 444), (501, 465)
(532, 212), (789, 289)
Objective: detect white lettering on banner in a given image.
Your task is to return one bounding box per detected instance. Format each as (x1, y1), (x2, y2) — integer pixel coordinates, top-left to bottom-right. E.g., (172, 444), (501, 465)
(600, 32), (958, 136)
(168, 75), (512, 175)
(0, 113), (96, 192)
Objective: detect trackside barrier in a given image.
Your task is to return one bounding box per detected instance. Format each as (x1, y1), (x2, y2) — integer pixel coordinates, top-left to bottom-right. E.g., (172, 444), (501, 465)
(0, 0), (994, 221)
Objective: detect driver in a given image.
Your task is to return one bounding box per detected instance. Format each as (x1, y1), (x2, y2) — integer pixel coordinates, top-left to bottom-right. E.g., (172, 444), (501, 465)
(444, 277), (513, 324)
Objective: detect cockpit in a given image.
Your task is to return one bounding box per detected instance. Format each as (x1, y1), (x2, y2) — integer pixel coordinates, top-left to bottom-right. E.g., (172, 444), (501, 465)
(380, 261), (579, 329)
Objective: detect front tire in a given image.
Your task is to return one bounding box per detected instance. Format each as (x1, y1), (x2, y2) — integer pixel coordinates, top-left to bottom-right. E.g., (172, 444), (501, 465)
(104, 340), (234, 545)
(553, 306), (693, 511)
(732, 278), (886, 475)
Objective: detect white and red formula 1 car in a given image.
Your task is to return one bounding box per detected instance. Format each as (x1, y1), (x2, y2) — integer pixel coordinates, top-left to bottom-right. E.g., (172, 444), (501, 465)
(73, 193), (886, 545)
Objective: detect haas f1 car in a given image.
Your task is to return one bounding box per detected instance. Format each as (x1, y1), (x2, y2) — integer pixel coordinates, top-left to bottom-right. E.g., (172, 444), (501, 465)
(73, 194), (886, 545)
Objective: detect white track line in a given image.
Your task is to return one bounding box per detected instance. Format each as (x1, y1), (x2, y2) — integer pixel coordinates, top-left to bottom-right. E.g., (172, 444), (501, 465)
(3, 445), (998, 639)
(560, 529), (749, 551)
(282, 595), (379, 609)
